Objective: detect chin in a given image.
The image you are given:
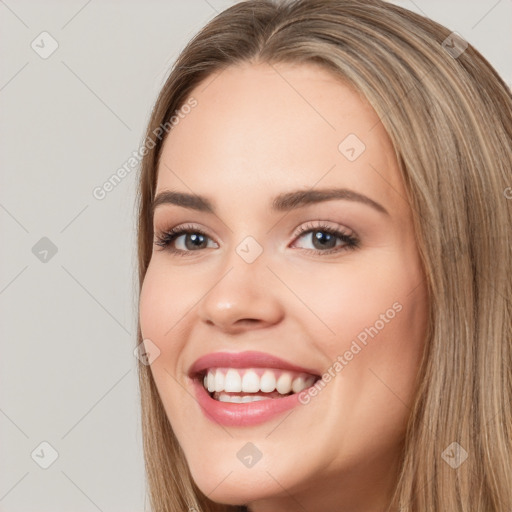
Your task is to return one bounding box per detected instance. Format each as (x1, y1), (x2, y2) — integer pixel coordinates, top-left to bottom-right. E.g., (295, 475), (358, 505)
(189, 465), (279, 505)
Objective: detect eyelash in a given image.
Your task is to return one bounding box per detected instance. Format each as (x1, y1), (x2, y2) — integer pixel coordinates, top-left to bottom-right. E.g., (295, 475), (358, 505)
(154, 221), (360, 257)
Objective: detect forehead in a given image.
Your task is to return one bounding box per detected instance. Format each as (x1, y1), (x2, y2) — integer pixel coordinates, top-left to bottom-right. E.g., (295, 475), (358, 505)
(156, 61), (405, 213)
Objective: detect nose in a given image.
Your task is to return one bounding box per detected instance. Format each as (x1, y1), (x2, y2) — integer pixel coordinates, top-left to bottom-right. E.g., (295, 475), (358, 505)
(196, 248), (285, 334)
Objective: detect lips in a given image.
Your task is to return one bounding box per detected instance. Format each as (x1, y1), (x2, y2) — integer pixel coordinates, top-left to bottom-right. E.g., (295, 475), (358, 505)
(187, 351), (322, 426)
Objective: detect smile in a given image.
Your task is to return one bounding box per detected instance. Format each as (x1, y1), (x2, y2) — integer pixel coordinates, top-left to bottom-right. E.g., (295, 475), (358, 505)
(188, 351), (322, 426)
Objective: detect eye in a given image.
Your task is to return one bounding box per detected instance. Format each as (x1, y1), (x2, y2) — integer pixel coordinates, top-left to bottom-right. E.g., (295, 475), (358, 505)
(154, 223), (217, 256)
(290, 221), (359, 255)
(153, 221), (360, 256)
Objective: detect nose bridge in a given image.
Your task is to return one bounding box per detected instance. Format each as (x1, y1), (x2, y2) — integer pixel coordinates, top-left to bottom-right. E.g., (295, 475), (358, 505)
(234, 234), (266, 266)
(219, 230), (269, 283)
(196, 233), (284, 330)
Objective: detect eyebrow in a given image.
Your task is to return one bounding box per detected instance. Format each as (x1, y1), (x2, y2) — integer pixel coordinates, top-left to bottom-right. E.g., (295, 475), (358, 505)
(151, 188), (389, 216)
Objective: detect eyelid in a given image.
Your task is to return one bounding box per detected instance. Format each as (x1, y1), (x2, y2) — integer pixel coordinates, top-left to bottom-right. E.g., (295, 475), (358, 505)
(154, 220), (353, 240)
(292, 219), (355, 237)
(154, 221), (217, 239)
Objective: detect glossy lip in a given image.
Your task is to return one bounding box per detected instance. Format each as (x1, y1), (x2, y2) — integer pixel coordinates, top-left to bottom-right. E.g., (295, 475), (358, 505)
(188, 350), (321, 378)
(188, 350), (321, 427)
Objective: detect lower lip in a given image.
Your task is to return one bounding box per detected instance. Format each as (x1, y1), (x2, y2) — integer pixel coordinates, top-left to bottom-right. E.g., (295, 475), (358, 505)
(190, 377), (305, 427)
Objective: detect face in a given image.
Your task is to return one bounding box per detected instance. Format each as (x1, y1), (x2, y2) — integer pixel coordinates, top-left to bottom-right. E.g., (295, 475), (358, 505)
(139, 62), (429, 511)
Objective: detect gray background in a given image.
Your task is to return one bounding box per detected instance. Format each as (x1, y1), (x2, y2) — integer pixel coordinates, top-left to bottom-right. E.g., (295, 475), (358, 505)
(1, 1), (510, 511)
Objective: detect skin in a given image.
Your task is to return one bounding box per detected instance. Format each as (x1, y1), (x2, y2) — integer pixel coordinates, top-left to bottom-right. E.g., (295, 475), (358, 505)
(139, 61), (429, 512)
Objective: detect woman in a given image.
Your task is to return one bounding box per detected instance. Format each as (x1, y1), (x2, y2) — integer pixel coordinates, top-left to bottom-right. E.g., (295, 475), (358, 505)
(135, 0), (512, 510)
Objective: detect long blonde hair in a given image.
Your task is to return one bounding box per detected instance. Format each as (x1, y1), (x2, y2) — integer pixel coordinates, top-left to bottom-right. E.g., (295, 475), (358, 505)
(135, 1), (512, 510)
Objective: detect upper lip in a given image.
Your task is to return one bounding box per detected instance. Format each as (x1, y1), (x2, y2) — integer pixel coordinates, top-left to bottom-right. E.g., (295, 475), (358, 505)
(188, 350), (321, 378)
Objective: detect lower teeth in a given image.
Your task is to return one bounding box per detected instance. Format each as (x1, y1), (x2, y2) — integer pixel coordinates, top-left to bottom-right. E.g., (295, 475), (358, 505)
(212, 391), (292, 403)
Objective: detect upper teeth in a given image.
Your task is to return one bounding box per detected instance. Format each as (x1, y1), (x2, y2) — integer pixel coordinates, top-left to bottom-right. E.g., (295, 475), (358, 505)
(202, 368), (317, 395)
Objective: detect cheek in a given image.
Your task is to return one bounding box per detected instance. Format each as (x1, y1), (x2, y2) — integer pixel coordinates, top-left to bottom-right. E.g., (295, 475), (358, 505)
(139, 260), (196, 339)
(308, 251), (427, 394)
(139, 264), (166, 341)
(138, 261), (191, 357)
(138, 262), (195, 419)
(301, 255), (421, 344)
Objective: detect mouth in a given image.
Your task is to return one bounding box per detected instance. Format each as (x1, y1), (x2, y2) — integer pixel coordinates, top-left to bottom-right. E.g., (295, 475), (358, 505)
(187, 351), (322, 426)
